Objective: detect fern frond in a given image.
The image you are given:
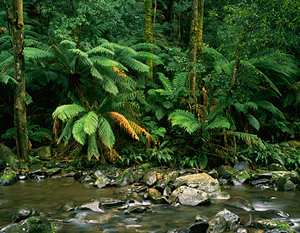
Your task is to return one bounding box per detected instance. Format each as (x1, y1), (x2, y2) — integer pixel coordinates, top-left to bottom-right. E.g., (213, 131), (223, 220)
(228, 131), (266, 149)
(206, 116), (231, 130)
(24, 47), (52, 60)
(57, 119), (74, 145)
(87, 46), (115, 57)
(256, 100), (285, 120)
(84, 111), (99, 135)
(72, 115), (87, 145)
(108, 112), (139, 140)
(169, 110), (201, 134)
(98, 116), (115, 149)
(53, 104), (85, 122)
(129, 120), (153, 145)
(87, 134), (100, 160)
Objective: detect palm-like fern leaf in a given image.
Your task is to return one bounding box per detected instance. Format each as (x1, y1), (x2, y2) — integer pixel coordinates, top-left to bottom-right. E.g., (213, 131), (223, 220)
(169, 110), (201, 134)
(87, 134), (100, 160)
(98, 116), (115, 149)
(84, 111), (99, 135)
(52, 104), (85, 122)
(72, 115), (87, 145)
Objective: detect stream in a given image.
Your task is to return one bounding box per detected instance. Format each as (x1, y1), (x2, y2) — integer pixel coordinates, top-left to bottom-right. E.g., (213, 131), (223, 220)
(0, 178), (299, 232)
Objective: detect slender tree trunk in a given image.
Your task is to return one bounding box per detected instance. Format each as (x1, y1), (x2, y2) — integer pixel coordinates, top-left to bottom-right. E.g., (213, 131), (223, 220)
(231, 48), (240, 88)
(197, 0), (204, 53)
(10, 0), (29, 160)
(189, 0), (199, 101)
(144, 0), (154, 80)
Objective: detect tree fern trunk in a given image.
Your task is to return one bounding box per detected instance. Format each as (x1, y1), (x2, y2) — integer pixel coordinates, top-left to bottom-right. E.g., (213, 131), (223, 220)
(144, 0), (154, 81)
(10, 0), (29, 160)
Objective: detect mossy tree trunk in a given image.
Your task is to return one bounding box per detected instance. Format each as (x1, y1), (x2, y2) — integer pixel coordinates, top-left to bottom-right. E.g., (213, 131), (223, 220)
(189, 0), (205, 118)
(10, 0), (29, 161)
(144, 0), (154, 81)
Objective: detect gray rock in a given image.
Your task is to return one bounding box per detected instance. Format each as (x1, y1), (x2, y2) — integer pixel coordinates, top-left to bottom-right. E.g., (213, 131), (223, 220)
(0, 144), (17, 169)
(94, 172), (110, 189)
(174, 173), (220, 194)
(188, 220), (209, 233)
(171, 186), (209, 206)
(143, 171), (158, 186)
(208, 209), (240, 233)
(80, 200), (104, 213)
(13, 208), (33, 223)
(234, 161), (249, 171)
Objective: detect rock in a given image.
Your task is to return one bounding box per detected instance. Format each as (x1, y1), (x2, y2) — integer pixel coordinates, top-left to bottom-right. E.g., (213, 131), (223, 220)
(0, 168), (17, 186)
(276, 177), (296, 191)
(46, 168), (61, 177)
(188, 220), (209, 233)
(255, 219), (293, 233)
(1, 216), (56, 233)
(269, 163), (287, 171)
(0, 144), (17, 169)
(13, 208), (34, 223)
(237, 228), (248, 233)
(170, 186), (209, 206)
(124, 206), (150, 214)
(208, 169), (218, 179)
(232, 171), (251, 185)
(225, 197), (254, 211)
(234, 161), (249, 171)
(17, 174), (27, 180)
(100, 198), (125, 208)
(35, 146), (52, 160)
(143, 171), (158, 186)
(80, 201), (104, 213)
(147, 188), (162, 201)
(94, 171), (110, 189)
(174, 173), (220, 194)
(208, 209), (240, 233)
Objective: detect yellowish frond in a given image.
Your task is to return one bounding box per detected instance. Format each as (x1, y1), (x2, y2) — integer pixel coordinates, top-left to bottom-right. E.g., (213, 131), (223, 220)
(129, 120), (153, 146)
(112, 66), (127, 78)
(105, 148), (121, 163)
(108, 112), (139, 140)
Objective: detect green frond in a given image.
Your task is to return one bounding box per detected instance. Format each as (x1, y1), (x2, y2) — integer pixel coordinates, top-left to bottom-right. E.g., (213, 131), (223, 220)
(93, 57), (128, 71)
(132, 43), (160, 51)
(256, 100), (285, 120)
(228, 131), (266, 150)
(247, 114), (260, 131)
(172, 72), (188, 91)
(87, 46), (115, 57)
(70, 49), (93, 67)
(57, 119), (74, 144)
(24, 47), (53, 60)
(72, 115), (87, 145)
(135, 51), (163, 65)
(90, 66), (103, 80)
(52, 104), (85, 122)
(103, 79), (119, 95)
(122, 57), (149, 73)
(169, 110), (201, 134)
(0, 74), (16, 85)
(59, 40), (77, 49)
(158, 73), (172, 92)
(98, 116), (115, 149)
(87, 134), (100, 160)
(206, 116), (231, 130)
(84, 111), (99, 135)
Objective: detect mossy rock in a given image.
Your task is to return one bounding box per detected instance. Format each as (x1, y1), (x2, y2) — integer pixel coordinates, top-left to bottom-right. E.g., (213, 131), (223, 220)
(255, 219), (294, 233)
(0, 144), (18, 169)
(0, 168), (17, 186)
(2, 216), (56, 233)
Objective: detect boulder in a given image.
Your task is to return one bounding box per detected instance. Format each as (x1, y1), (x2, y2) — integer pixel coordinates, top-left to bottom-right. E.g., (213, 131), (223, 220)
(0, 144), (17, 169)
(208, 209), (240, 233)
(0, 168), (17, 186)
(35, 146), (51, 160)
(94, 171), (110, 189)
(170, 186), (209, 206)
(0, 216), (56, 233)
(143, 171), (158, 186)
(174, 173), (220, 194)
(80, 200), (104, 213)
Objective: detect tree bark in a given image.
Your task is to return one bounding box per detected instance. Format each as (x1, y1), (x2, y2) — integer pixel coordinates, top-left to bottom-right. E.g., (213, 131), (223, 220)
(10, 0), (29, 160)
(144, 0), (154, 81)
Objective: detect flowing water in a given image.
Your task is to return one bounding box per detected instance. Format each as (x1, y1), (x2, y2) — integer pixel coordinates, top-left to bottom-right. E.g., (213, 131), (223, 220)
(0, 178), (299, 232)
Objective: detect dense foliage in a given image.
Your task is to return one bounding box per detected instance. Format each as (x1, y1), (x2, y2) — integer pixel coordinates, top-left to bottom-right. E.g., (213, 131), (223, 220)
(0, 0), (299, 169)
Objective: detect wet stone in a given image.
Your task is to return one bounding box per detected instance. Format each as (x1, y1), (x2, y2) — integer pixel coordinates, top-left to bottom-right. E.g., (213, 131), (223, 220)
(171, 186), (209, 206)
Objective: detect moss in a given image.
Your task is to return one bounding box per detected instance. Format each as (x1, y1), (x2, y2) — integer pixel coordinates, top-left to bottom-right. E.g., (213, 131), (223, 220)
(0, 168), (17, 186)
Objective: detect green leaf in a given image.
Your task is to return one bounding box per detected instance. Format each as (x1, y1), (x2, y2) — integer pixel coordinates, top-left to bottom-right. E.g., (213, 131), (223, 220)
(103, 79), (119, 95)
(52, 104), (85, 122)
(87, 134), (100, 160)
(98, 116), (115, 149)
(169, 110), (201, 134)
(198, 154), (208, 170)
(84, 111), (99, 135)
(206, 116), (231, 130)
(72, 116), (87, 145)
(247, 114), (260, 131)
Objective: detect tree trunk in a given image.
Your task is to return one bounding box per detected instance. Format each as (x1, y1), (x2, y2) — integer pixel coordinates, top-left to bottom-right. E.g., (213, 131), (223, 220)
(197, 0), (204, 53)
(144, 0), (154, 81)
(10, 0), (29, 160)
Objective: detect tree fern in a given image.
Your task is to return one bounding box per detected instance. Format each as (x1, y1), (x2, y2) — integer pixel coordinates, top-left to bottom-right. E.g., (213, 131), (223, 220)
(87, 134), (100, 160)
(52, 104), (85, 122)
(72, 116), (87, 145)
(84, 111), (99, 135)
(169, 110), (201, 134)
(206, 116), (231, 130)
(98, 116), (115, 149)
